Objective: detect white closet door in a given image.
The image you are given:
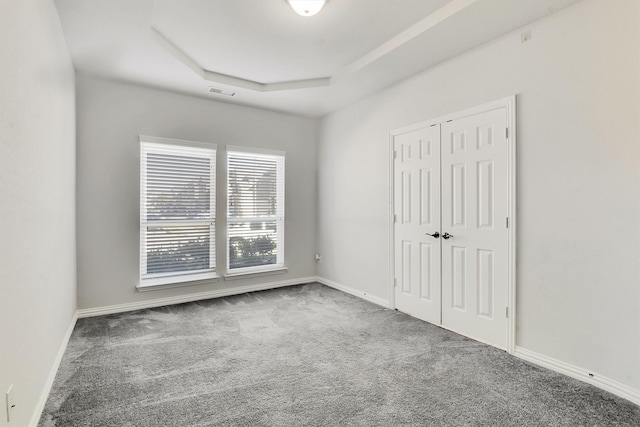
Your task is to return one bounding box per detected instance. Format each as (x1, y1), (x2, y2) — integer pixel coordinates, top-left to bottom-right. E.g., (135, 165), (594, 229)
(440, 108), (509, 349)
(393, 125), (442, 324)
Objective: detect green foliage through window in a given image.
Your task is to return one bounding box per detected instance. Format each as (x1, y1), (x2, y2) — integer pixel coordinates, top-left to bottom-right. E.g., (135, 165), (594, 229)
(229, 235), (276, 268)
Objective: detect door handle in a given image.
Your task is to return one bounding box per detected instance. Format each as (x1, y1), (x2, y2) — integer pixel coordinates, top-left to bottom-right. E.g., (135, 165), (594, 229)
(442, 232), (453, 240)
(425, 232), (440, 239)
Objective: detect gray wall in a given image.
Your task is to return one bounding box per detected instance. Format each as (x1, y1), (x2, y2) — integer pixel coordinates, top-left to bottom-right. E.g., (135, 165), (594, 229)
(317, 0), (640, 393)
(75, 75), (318, 309)
(0, 1), (77, 426)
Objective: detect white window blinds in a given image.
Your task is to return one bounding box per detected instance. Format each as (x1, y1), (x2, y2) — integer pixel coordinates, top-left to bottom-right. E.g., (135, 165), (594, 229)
(140, 137), (216, 284)
(227, 147), (285, 272)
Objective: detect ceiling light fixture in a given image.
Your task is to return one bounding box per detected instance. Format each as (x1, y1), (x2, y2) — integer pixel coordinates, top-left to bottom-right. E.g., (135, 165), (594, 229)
(287, 0), (326, 17)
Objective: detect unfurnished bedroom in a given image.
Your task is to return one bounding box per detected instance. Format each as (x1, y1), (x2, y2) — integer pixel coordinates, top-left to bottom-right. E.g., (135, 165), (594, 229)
(1, 0), (639, 426)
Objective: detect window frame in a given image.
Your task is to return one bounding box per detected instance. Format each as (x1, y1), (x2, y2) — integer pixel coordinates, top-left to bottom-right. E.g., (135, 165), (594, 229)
(138, 135), (218, 289)
(225, 145), (286, 277)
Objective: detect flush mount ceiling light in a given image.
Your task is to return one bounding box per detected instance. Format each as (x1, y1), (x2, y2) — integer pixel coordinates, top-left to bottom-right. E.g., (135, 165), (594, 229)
(287, 0), (326, 17)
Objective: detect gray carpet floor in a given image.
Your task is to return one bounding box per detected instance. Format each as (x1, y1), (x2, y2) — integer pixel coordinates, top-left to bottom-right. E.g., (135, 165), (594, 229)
(40, 283), (640, 426)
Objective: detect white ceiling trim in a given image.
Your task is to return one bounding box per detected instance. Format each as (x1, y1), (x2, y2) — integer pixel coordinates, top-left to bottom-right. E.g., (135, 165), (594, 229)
(151, 0), (480, 92)
(151, 26), (332, 92)
(333, 0), (478, 81)
(55, 0), (584, 115)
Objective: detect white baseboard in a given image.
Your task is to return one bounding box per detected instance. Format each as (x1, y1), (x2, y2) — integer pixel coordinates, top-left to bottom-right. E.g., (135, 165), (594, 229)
(77, 276), (318, 318)
(514, 346), (640, 406)
(29, 311), (78, 427)
(315, 276), (390, 308)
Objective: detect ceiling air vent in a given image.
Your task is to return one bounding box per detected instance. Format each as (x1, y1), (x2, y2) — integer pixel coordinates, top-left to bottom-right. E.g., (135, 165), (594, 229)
(208, 87), (236, 96)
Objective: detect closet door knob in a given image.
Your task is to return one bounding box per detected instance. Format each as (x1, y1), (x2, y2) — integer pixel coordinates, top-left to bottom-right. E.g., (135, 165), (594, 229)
(442, 232), (453, 240)
(425, 232), (440, 239)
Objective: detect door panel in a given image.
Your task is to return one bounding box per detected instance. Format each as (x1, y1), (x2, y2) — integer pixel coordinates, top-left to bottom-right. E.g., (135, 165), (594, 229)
(441, 108), (508, 349)
(451, 246), (466, 310)
(451, 163), (466, 227)
(401, 240), (412, 293)
(419, 243), (432, 299)
(477, 249), (494, 318)
(477, 160), (494, 228)
(394, 126), (441, 324)
(420, 169), (432, 224)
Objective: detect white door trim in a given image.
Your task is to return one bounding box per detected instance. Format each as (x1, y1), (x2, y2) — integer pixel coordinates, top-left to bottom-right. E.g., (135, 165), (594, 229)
(388, 95), (517, 354)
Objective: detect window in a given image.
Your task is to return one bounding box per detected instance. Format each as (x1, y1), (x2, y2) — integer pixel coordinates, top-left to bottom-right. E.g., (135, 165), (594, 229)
(227, 147), (285, 274)
(139, 136), (217, 287)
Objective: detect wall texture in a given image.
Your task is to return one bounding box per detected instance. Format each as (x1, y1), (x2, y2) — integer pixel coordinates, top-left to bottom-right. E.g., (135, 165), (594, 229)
(75, 75), (318, 309)
(317, 0), (640, 394)
(0, 1), (77, 425)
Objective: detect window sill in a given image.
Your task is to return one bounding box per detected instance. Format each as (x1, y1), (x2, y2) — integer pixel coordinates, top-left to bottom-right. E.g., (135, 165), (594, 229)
(223, 267), (288, 281)
(137, 272), (219, 292)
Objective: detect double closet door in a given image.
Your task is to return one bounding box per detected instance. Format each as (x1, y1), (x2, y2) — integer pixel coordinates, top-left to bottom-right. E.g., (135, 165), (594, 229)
(393, 107), (509, 349)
